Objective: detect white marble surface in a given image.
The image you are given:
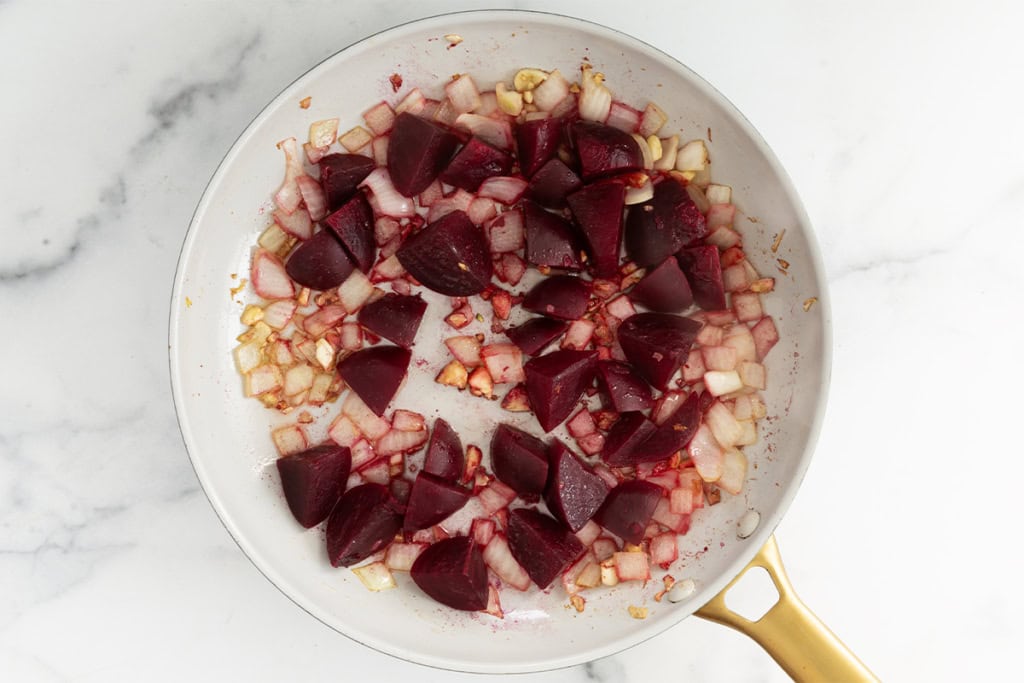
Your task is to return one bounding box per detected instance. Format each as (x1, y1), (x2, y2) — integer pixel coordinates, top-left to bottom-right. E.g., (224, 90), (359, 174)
(2, 1), (1022, 680)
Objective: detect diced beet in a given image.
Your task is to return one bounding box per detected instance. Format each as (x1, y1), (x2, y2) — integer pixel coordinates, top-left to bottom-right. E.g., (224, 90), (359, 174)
(356, 293), (427, 348)
(505, 317), (569, 355)
(617, 312), (701, 389)
(567, 179), (626, 277)
(522, 200), (584, 270)
(524, 350), (599, 432)
(522, 275), (591, 321)
(601, 412), (658, 466)
(323, 192), (375, 272)
(624, 178), (707, 267)
(490, 423), (549, 500)
(410, 536), (488, 611)
(387, 112), (461, 196)
(285, 229), (356, 291)
(597, 360), (654, 412)
(628, 257), (694, 312)
(640, 391), (702, 461)
(276, 444), (351, 528)
(525, 158), (583, 210)
(506, 508), (585, 589)
(570, 121), (643, 181)
(594, 479), (663, 544)
(516, 117), (563, 178)
(423, 418), (464, 481)
(439, 137), (514, 191)
(544, 440), (609, 532)
(318, 153), (375, 211)
(396, 210), (493, 295)
(326, 483), (403, 567)
(337, 346), (411, 416)
(677, 245), (727, 311)
(403, 472), (471, 531)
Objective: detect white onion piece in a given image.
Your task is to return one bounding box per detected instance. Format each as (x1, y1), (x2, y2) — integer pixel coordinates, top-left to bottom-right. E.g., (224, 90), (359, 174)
(349, 439), (376, 469)
(649, 533), (678, 567)
(705, 183), (733, 204)
(480, 343), (525, 384)
(624, 176), (654, 205)
(675, 139), (709, 172)
(531, 68), (570, 111)
(342, 393), (389, 440)
(272, 206), (313, 240)
(477, 176), (527, 204)
(653, 135), (679, 171)
(444, 335), (482, 366)
(613, 552), (650, 582)
(302, 304), (346, 337)
(375, 427), (428, 456)
(394, 87), (426, 115)
(337, 271), (375, 312)
(703, 370), (744, 397)
(296, 175), (328, 221)
(717, 447), (748, 495)
(485, 210), (525, 252)
(578, 67), (612, 122)
(733, 292), (764, 322)
(445, 74), (482, 114)
(454, 113), (512, 149)
(233, 342), (262, 374)
(751, 317), (780, 360)
(359, 167), (415, 218)
(308, 118), (339, 148)
(482, 535), (531, 591)
(638, 102), (669, 137)
(707, 203), (736, 230)
(362, 101), (395, 136)
(607, 102), (641, 132)
(327, 414), (361, 448)
(271, 424), (307, 455)
(575, 520), (602, 547)
(561, 319), (595, 350)
(274, 137), (305, 214)
(384, 542), (428, 572)
(391, 409), (425, 432)
(352, 561), (396, 591)
(705, 400), (744, 448)
(687, 423), (724, 482)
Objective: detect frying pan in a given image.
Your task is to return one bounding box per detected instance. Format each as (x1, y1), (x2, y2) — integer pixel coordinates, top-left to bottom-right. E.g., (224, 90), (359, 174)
(169, 10), (875, 679)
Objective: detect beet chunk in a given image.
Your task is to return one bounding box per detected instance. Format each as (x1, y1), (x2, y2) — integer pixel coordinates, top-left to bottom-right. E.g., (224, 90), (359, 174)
(522, 275), (591, 321)
(506, 508), (585, 589)
(628, 257), (694, 312)
(337, 346), (411, 416)
(323, 192), (375, 272)
(601, 412), (658, 466)
(597, 360), (654, 413)
(403, 472), (470, 531)
(285, 229), (356, 291)
(490, 423), (550, 499)
(640, 391), (702, 461)
(387, 112), (461, 196)
(326, 483), (403, 567)
(516, 116), (563, 178)
(318, 153), (375, 211)
(522, 200), (584, 270)
(356, 293), (427, 348)
(594, 479), (664, 544)
(505, 317), (569, 356)
(396, 210), (493, 295)
(524, 350), (599, 432)
(410, 536), (488, 611)
(276, 444), (351, 528)
(624, 178), (707, 267)
(525, 158), (583, 210)
(617, 313), (701, 390)
(570, 121), (644, 181)
(567, 179), (626, 277)
(423, 418), (464, 482)
(677, 245), (727, 311)
(544, 440), (609, 532)
(439, 136), (514, 191)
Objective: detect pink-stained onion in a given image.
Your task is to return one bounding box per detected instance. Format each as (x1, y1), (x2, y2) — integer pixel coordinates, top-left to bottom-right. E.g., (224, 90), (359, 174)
(706, 203), (736, 230)
(417, 179), (444, 208)
(363, 101), (396, 136)
(394, 87), (426, 115)
(477, 176), (528, 205)
(682, 349), (706, 383)
(445, 74), (483, 114)
(261, 300), (297, 330)
(376, 427), (428, 456)
(480, 343), (525, 384)
(467, 197), (498, 225)
(296, 175), (328, 220)
(485, 210), (525, 252)
(270, 424), (307, 456)
(612, 551), (650, 582)
(751, 316), (780, 360)
(251, 249), (295, 300)
(371, 135), (389, 167)
(303, 142), (329, 164)
(327, 413), (362, 448)
(339, 320), (365, 350)
(706, 225), (742, 249)
(342, 393), (390, 440)
(649, 532), (678, 568)
(273, 206), (313, 240)
(479, 480), (517, 514)
(336, 270), (375, 312)
(638, 102), (668, 137)
(606, 101), (641, 133)
(722, 323), (757, 362)
(303, 304), (347, 338)
(359, 167), (416, 218)
(357, 456), (391, 485)
(561, 319), (595, 351)
(705, 400), (743, 448)
(497, 252), (526, 286)
(445, 335), (482, 367)
(701, 345), (739, 372)
(605, 296), (637, 320)
(732, 292), (764, 322)
(372, 254), (405, 281)
(274, 137), (305, 214)
(454, 113), (513, 149)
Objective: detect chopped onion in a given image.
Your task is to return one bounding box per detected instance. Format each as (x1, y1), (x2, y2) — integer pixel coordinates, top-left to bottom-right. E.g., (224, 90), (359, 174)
(284, 364), (315, 396)
(342, 393), (389, 439)
(732, 292), (764, 322)
(485, 210), (525, 252)
(722, 323), (757, 362)
(327, 414), (361, 448)
(339, 126), (372, 153)
(738, 361), (766, 390)
(751, 316), (780, 360)
(682, 350), (705, 383)
(262, 300), (297, 330)
(649, 532), (678, 568)
(273, 206), (313, 240)
(352, 561), (396, 591)
(480, 343), (525, 384)
(624, 175), (654, 204)
(717, 447), (748, 495)
(467, 196), (498, 225)
(445, 335), (482, 366)
(566, 408), (597, 438)
(337, 271), (375, 313)
(702, 345), (739, 372)
(471, 518), (496, 546)
(302, 304), (346, 338)
(270, 423), (306, 456)
(360, 168), (416, 217)
(372, 254), (405, 281)
(295, 176), (328, 221)
(233, 342), (262, 374)
(703, 370), (744, 397)
(384, 542), (427, 572)
(687, 423), (724, 482)
(376, 427), (428, 456)
(274, 137), (305, 214)
(653, 135), (679, 171)
(482, 534), (531, 591)
(607, 101), (641, 132)
(575, 519), (603, 547)
(531, 68), (570, 112)
(251, 249), (295, 300)
(675, 139), (709, 173)
(578, 66), (612, 122)
(638, 102), (669, 137)
(309, 118), (339, 148)
(612, 551), (650, 582)
(497, 253), (526, 286)
(454, 113), (512, 149)
(705, 400), (743, 448)
(362, 101), (396, 136)
(479, 480), (517, 513)
(706, 225), (742, 249)
(561, 319), (595, 350)
(371, 135), (389, 167)
(705, 183), (733, 204)
(706, 203), (736, 230)
(445, 74), (483, 114)
(477, 176), (527, 204)
(394, 87), (426, 115)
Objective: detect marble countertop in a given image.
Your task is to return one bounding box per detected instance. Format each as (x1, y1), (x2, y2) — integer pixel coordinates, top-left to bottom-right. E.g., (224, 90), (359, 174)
(3, 1), (1021, 680)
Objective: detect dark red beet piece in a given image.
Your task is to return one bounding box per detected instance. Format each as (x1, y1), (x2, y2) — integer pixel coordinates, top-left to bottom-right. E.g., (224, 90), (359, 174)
(570, 121), (643, 181)
(624, 178), (707, 267)
(522, 200), (584, 270)
(490, 423), (549, 499)
(505, 317), (569, 355)
(524, 350), (599, 432)
(410, 536), (488, 611)
(617, 312), (701, 389)
(525, 158), (583, 210)
(640, 391), (702, 461)
(387, 112), (461, 196)
(336, 345), (411, 416)
(506, 508), (585, 589)
(318, 153), (375, 211)
(356, 293), (427, 348)
(423, 418), (464, 482)
(326, 483), (403, 567)
(323, 192), (375, 272)
(601, 412), (659, 466)
(594, 479), (664, 544)
(677, 245), (727, 311)
(439, 137), (514, 191)
(522, 275), (591, 321)
(567, 179), (626, 277)
(597, 360), (654, 412)
(516, 116), (563, 178)
(285, 229), (356, 291)
(403, 472), (470, 531)
(396, 210), (492, 295)
(276, 444), (351, 528)
(544, 440), (609, 532)
(628, 257), (694, 312)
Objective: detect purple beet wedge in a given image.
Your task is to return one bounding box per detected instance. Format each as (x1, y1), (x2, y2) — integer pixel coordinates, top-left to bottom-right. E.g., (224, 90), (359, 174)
(356, 293), (427, 348)
(403, 472), (470, 531)
(490, 423), (549, 500)
(423, 418), (464, 482)
(628, 257), (694, 313)
(597, 360), (654, 413)
(326, 483), (403, 567)
(601, 412), (658, 466)
(570, 121), (643, 181)
(323, 192), (375, 272)
(640, 391), (702, 461)
(544, 440), (609, 532)
(567, 179), (626, 277)
(336, 345), (411, 416)
(439, 137), (514, 191)
(396, 210), (492, 295)
(617, 312), (701, 390)
(624, 177), (707, 267)
(522, 200), (584, 270)
(524, 350), (599, 432)
(677, 245), (727, 311)
(594, 479), (663, 545)
(525, 158), (583, 210)
(506, 508), (585, 589)
(285, 229), (356, 291)
(276, 444), (352, 528)
(410, 536), (488, 611)
(387, 112), (461, 196)
(522, 275), (591, 321)
(505, 318), (569, 356)
(516, 116), (563, 178)
(318, 153), (375, 211)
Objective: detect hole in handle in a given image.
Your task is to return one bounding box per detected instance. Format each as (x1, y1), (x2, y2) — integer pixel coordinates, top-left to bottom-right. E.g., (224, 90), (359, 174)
(723, 566), (779, 622)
